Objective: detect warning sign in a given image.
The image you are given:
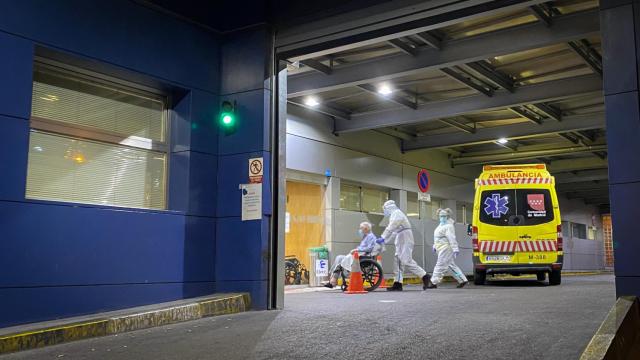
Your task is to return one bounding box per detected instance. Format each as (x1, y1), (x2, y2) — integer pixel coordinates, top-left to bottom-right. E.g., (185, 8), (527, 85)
(417, 169), (430, 193)
(249, 157), (263, 184)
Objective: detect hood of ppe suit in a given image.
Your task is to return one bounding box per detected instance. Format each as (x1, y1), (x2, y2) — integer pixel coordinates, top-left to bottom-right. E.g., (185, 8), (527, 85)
(381, 201), (411, 240)
(383, 200), (399, 214)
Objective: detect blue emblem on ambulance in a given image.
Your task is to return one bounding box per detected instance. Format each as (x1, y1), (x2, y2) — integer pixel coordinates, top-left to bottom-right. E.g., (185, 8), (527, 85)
(484, 193), (509, 218)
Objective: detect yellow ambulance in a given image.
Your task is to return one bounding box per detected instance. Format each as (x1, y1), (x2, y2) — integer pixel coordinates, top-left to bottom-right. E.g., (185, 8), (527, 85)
(471, 164), (563, 285)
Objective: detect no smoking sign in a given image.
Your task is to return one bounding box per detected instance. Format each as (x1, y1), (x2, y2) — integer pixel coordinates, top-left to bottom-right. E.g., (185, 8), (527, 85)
(249, 157), (263, 184)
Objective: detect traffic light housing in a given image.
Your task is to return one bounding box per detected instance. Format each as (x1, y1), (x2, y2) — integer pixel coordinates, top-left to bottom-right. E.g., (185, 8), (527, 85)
(220, 100), (237, 135)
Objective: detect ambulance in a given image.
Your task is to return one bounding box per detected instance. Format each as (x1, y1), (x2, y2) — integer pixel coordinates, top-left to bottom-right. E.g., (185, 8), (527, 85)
(471, 164), (563, 285)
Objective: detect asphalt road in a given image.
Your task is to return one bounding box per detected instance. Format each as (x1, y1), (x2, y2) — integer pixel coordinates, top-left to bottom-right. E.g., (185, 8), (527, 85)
(3, 275), (615, 360)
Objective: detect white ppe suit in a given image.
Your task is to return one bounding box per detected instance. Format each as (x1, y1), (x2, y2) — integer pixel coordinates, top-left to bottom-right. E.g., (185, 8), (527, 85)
(382, 201), (427, 282)
(431, 219), (468, 285)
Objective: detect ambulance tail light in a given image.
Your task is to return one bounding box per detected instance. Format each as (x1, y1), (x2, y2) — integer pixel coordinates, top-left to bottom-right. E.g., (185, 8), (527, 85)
(472, 226), (479, 251)
(556, 225), (563, 251)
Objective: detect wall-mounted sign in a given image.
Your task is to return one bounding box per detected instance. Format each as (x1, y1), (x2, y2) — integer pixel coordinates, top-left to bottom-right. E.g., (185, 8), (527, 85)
(241, 183), (262, 221)
(417, 169), (431, 193)
(315, 259), (328, 277)
(249, 157), (263, 184)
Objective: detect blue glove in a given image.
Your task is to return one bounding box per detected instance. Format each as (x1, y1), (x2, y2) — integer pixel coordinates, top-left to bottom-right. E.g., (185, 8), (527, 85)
(376, 237), (385, 244)
(432, 246), (437, 253)
(453, 251), (459, 259)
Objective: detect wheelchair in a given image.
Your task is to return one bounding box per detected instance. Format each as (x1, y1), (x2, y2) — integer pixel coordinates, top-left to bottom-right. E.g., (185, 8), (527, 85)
(337, 253), (384, 292)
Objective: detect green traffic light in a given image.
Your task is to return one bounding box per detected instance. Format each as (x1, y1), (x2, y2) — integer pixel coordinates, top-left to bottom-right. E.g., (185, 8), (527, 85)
(222, 113), (233, 126)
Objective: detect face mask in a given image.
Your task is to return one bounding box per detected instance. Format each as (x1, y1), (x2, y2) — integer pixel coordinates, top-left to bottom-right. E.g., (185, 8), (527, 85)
(358, 229), (364, 237)
(439, 216), (448, 225)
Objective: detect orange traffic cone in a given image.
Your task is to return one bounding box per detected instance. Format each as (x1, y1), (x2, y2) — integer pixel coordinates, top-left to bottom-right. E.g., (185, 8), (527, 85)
(377, 255), (388, 288)
(345, 251), (368, 294)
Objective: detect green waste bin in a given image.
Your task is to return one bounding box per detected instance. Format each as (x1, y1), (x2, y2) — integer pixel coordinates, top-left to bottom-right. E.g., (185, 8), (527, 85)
(309, 246), (329, 286)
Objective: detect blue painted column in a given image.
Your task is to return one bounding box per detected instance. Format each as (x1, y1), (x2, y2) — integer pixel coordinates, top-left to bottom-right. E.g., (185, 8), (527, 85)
(601, 0), (640, 296)
(216, 26), (274, 309)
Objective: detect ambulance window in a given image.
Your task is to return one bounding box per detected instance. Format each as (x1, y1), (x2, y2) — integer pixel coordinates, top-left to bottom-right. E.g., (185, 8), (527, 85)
(479, 190), (516, 226)
(517, 189), (554, 225)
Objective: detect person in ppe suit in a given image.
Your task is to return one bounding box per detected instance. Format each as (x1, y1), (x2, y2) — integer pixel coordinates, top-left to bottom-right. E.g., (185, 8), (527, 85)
(377, 200), (430, 291)
(426, 208), (469, 289)
(324, 222), (381, 288)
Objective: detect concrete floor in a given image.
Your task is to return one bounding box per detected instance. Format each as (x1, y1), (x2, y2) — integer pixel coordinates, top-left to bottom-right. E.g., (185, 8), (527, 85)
(3, 275), (615, 360)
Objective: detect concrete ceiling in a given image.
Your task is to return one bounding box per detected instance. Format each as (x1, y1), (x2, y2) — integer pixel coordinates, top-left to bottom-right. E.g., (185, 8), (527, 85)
(286, 0), (608, 208)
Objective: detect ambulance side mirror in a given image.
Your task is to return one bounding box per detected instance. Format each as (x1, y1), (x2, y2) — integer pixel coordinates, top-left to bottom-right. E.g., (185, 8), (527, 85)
(467, 224), (473, 236)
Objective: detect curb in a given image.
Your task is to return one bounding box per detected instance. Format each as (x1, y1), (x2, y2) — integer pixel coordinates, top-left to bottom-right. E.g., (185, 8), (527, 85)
(0, 293), (250, 355)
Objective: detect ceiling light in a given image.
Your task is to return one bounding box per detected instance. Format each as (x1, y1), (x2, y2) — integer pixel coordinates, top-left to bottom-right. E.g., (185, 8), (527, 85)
(304, 97), (320, 107)
(497, 138), (508, 144)
(378, 85), (393, 96)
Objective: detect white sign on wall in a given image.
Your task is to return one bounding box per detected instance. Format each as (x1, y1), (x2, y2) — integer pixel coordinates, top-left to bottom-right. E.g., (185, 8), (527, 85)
(240, 183), (262, 221)
(418, 193), (431, 202)
(315, 259), (329, 277)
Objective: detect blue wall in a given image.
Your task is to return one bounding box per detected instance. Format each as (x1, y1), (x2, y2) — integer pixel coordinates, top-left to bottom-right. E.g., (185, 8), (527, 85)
(0, 0), (273, 327)
(601, 0), (640, 297)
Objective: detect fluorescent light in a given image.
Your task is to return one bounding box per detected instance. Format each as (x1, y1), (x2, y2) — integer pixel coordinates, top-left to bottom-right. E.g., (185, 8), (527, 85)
(378, 84), (393, 96)
(497, 138), (508, 144)
(304, 97), (320, 107)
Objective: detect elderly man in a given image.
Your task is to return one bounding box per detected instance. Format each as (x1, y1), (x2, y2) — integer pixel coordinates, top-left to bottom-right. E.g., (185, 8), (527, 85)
(324, 221), (380, 288)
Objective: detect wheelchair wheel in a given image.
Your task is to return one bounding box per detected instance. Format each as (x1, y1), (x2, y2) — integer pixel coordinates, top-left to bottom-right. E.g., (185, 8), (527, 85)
(360, 259), (383, 291)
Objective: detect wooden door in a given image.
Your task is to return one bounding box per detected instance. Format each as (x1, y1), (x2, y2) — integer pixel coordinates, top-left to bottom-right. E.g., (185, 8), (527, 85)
(285, 181), (325, 270)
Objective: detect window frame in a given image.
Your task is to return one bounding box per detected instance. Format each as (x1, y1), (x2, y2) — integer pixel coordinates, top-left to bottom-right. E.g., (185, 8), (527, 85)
(339, 182), (390, 214)
(26, 59), (171, 211)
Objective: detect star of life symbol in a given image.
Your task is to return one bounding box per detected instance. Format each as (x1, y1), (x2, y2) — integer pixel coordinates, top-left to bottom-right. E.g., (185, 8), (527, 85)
(484, 193), (509, 219)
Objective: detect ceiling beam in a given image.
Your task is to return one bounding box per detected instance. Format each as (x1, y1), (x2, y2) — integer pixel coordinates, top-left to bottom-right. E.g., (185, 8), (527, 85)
(438, 118), (476, 133)
(568, 40), (603, 76)
(531, 102), (562, 121)
(415, 31), (442, 50)
(528, 4), (553, 26)
(277, 0), (546, 61)
(509, 106), (543, 124)
(357, 83), (417, 109)
(300, 59), (332, 75)
(450, 145), (608, 166)
(337, 74), (602, 133)
(558, 132), (582, 145)
(287, 101), (351, 121)
(403, 112), (604, 151)
(388, 38), (418, 56)
(287, 9), (599, 97)
(441, 67), (494, 96)
(494, 141), (519, 151)
(465, 61), (514, 92)
(375, 128), (417, 141)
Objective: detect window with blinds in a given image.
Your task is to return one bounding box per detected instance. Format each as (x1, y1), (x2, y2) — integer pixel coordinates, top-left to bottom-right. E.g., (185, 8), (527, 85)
(26, 62), (168, 210)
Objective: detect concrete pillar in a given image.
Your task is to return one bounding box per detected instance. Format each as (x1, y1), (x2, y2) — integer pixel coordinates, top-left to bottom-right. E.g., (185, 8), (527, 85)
(324, 177), (340, 252)
(390, 189), (408, 212)
(600, 0), (640, 296)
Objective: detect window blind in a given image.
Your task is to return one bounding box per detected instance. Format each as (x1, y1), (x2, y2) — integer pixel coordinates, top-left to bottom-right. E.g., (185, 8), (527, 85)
(26, 132), (166, 209)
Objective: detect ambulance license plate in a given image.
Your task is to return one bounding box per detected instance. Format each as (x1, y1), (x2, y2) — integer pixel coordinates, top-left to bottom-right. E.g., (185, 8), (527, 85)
(485, 255), (511, 262)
